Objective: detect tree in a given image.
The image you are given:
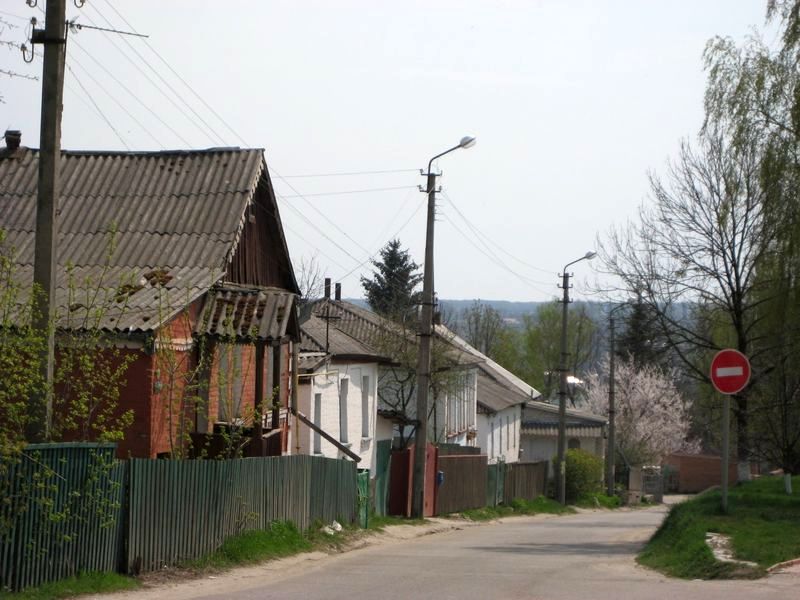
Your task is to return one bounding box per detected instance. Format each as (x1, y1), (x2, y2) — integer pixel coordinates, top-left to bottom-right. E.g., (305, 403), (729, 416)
(459, 300), (504, 357)
(583, 356), (700, 466)
(614, 290), (667, 369)
(492, 303), (598, 399)
(360, 239), (422, 319)
(598, 126), (775, 478)
(296, 254), (325, 304)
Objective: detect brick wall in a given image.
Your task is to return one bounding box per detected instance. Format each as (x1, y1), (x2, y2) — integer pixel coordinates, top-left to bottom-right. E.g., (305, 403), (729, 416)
(664, 453), (739, 493)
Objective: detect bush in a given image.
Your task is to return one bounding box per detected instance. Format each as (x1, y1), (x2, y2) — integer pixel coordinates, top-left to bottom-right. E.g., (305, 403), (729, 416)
(564, 449), (603, 502)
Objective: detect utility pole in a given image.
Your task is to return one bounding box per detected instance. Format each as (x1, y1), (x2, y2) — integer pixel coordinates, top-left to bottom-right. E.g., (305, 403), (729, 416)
(556, 251), (595, 505)
(411, 136), (475, 519)
(556, 271), (572, 506)
(411, 168), (438, 519)
(27, 0), (67, 442)
(606, 314), (616, 496)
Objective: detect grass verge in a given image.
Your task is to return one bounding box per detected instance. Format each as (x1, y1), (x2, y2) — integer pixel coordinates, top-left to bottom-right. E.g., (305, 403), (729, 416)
(366, 514), (428, 530)
(4, 571), (139, 600)
(638, 475), (800, 579)
(574, 492), (622, 509)
(460, 496), (575, 521)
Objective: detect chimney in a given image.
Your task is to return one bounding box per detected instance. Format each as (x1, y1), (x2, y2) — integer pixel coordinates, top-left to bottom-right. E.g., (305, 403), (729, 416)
(4, 130), (21, 152)
(324, 277), (331, 299)
(334, 283), (341, 301)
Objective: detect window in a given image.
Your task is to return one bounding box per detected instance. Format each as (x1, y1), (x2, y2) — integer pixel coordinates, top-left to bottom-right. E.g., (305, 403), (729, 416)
(361, 375), (370, 438)
(490, 420), (495, 457)
(313, 393), (322, 453)
(339, 379), (349, 443)
(506, 416), (510, 450)
(568, 438), (581, 450)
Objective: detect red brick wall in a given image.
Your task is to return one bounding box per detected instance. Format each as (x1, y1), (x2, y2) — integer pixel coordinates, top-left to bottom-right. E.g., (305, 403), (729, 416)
(664, 453), (739, 493)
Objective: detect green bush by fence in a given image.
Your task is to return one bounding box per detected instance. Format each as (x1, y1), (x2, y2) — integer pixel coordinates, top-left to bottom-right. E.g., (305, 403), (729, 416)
(564, 449), (603, 502)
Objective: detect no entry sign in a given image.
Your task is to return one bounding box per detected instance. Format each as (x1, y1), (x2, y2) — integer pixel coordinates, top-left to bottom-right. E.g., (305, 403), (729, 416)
(710, 349), (751, 395)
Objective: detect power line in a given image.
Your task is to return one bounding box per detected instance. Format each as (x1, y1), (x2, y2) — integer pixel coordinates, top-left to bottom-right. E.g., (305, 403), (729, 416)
(276, 185), (417, 198)
(65, 43), (165, 149)
(65, 62), (130, 150)
(97, 0), (248, 147)
(76, 5), (226, 147)
(67, 36), (194, 147)
(441, 191), (556, 275)
(441, 211), (555, 298)
(280, 168), (419, 178)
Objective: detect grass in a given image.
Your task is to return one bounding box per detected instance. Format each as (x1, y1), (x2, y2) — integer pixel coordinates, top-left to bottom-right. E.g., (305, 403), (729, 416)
(366, 514), (428, 530)
(3, 571), (139, 600)
(574, 492), (622, 509)
(186, 521), (314, 570)
(638, 475), (800, 579)
(460, 496), (575, 521)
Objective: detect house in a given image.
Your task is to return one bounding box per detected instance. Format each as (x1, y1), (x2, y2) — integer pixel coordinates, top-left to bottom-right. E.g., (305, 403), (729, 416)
(520, 401), (607, 474)
(294, 286), (389, 470)
(295, 294), (480, 461)
(445, 332), (540, 464)
(0, 137), (300, 458)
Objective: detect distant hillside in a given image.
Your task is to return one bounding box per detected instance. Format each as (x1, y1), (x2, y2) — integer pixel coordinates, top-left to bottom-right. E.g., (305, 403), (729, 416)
(344, 298), (609, 330)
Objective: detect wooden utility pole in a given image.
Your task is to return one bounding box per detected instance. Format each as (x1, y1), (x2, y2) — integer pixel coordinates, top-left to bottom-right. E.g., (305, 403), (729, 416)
(27, 0), (67, 442)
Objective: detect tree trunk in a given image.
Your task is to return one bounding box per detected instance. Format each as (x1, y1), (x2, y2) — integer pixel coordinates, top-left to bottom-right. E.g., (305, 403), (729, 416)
(785, 473), (793, 495)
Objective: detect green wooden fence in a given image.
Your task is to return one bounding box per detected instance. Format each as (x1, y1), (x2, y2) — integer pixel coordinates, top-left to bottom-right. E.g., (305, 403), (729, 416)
(127, 455), (358, 573)
(0, 443), (125, 593)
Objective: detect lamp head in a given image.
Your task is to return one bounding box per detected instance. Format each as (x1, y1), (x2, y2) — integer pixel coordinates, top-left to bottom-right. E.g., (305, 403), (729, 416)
(459, 135), (477, 149)
(584, 251), (597, 260)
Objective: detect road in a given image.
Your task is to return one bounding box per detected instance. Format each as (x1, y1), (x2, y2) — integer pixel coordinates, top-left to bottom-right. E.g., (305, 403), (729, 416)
(107, 505), (798, 600)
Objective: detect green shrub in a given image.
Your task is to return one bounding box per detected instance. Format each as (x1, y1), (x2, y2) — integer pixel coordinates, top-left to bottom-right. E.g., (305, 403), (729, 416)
(564, 449), (603, 502)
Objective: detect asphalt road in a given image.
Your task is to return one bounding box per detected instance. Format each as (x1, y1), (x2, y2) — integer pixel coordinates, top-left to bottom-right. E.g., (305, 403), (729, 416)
(110, 505), (799, 600)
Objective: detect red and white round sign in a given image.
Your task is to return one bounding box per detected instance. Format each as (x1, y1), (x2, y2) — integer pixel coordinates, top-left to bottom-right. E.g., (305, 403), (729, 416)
(710, 349), (751, 395)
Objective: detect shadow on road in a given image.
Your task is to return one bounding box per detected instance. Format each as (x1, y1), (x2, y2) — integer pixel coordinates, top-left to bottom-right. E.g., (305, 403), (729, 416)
(466, 540), (643, 556)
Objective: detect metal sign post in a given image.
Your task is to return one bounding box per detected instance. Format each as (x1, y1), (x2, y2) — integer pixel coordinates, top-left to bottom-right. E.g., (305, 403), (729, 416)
(709, 349), (751, 513)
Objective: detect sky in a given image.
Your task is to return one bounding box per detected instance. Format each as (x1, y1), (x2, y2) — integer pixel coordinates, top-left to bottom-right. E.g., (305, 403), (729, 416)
(0, 0), (773, 302)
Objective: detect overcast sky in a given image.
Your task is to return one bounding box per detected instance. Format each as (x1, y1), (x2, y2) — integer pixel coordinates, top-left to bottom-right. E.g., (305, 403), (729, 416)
(0, 1), (772, 302)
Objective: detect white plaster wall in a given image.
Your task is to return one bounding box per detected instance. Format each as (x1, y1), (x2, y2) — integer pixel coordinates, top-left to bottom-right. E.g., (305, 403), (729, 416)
(298, 361), (379, 473)
(482, 405), (522, 464)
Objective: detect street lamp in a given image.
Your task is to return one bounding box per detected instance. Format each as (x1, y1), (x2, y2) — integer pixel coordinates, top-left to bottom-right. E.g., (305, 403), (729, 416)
(556, 251), (596, 505)
(412, 135), (476, 519)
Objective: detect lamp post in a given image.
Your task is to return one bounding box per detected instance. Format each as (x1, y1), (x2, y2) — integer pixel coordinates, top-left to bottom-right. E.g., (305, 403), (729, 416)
(606, 303), (627, 496)
(556, 251), (596, 505)
(412, 135), (476, 519)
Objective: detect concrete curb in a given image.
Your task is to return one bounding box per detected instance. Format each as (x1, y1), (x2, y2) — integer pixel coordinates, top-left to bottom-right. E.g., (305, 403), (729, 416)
(767, 557), (800, 573)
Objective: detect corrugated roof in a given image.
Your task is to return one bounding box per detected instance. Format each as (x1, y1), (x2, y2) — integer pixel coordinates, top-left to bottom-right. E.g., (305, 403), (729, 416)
(476, 371), (528, 413)
(298, 299), (477, 367)
(195, 284), (295, 342)
(0, 147), (266, 333)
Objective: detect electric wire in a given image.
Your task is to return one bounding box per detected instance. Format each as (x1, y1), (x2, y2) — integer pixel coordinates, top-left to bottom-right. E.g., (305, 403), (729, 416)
(441, 191), (557, 276)
(65, 62), (130, 150)
(98, 0), (247, 147)
(81, 3), (227, 147)
(337, 195), (427, 284)
(65, 47), (165, 149)
(276, 185), (417, 198)
(438, 210), (554, 296)
(67, 36), (194, 147)
(280, 168), (419, 178)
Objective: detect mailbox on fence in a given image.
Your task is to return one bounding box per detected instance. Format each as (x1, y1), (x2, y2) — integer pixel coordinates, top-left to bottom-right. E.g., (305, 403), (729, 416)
(436, 470), (445, 486)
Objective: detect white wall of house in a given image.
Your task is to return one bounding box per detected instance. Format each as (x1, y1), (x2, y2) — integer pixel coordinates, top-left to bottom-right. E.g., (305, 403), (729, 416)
(478, 405), (523, 464)
(296, 360), (379, 473)
(377, 365), (478, 448)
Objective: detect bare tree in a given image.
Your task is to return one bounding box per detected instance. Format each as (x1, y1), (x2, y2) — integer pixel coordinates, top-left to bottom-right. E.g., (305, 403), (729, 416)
(296, 254), (325, 304)
(460, 300), (504, 357)
(598, 128), (777, 478)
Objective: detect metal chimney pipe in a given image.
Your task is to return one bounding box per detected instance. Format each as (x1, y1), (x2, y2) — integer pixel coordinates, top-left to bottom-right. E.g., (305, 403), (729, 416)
(4, 130), (21, 151)
(334, 283), (341, 301)
(324, 277), (331, 299)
